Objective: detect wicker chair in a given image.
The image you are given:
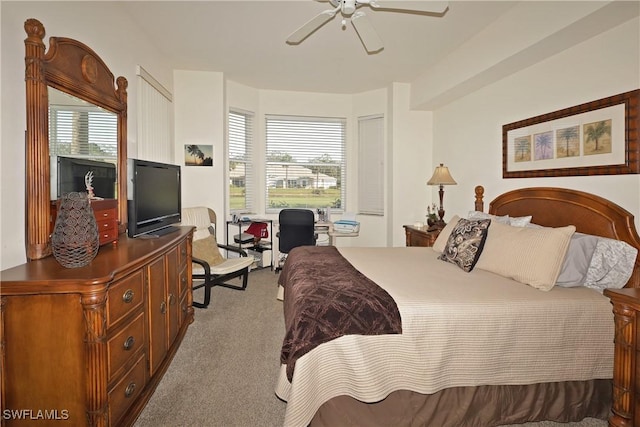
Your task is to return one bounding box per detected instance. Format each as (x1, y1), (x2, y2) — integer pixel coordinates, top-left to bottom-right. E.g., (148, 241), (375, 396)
(181, 207), (254, 308)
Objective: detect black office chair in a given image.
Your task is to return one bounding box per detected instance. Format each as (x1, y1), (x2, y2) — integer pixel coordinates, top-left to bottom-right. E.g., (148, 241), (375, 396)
(276, 209), (317, 272)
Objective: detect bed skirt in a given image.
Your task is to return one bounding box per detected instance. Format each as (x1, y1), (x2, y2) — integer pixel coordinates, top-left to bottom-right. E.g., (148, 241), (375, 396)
(310, 379), (611, 427)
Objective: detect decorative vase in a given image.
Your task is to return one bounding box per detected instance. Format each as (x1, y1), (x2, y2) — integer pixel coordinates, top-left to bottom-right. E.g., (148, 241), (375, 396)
(51, 192), (99, 268)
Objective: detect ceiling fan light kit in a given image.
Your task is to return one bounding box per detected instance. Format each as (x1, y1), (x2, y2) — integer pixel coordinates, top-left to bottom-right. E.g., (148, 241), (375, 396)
(287, 0), (449, 53)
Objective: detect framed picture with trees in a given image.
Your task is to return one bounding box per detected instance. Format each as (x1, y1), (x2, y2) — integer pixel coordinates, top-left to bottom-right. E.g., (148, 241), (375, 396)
(502, 89), (639, 178)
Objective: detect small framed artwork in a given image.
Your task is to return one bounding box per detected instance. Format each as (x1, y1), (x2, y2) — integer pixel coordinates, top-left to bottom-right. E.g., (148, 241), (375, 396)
(184, 144), (214, 166)
(503, 89), (639, 178)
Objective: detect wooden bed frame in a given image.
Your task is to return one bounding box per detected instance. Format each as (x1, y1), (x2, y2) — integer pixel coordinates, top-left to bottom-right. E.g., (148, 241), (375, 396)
(478, 185), (640, 289)
(309, 186), (640, 427)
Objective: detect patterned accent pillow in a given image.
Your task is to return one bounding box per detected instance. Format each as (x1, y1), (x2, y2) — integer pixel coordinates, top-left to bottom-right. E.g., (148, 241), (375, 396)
(438, 218), (491, 272)
(584, 237), (638, 292)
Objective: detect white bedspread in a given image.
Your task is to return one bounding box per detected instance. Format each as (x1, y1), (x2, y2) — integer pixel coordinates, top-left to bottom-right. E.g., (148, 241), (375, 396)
(275, 247), (614, 427)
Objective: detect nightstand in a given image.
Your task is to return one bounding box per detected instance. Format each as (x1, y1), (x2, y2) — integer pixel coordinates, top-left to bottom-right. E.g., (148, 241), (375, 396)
(603, 287), (640, 427)
(403, 225), (441, 247)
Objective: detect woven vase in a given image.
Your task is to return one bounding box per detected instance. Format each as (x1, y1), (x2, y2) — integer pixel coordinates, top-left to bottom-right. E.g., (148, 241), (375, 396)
(51, 192), (99, 268)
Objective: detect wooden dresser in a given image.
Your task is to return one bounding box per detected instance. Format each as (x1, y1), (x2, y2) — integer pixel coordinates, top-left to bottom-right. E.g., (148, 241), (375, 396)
(403, 224), (441, 247)
(603, 287), (640, 427)
(0, 227), (194, 426)
(50, 198), (119, 246)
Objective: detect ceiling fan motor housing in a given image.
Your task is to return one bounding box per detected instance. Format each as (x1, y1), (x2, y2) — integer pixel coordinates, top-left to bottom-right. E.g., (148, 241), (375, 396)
(342, 0), (357, 15)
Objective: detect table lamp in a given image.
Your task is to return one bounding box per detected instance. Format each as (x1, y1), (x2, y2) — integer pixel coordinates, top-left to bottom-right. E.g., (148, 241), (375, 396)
(427, 163), (457, 229)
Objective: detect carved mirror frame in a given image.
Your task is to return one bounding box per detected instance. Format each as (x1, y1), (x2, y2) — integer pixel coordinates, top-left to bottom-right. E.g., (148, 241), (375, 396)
(24, 18), (127, 260)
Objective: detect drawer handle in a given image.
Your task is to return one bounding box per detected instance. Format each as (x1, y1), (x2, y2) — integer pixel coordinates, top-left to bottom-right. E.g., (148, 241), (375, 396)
(101, 212), (109, 218)
(124, 382), (136, 398)
(160, 301), (166, 314)
(123, 336), (135, 351)
(122, 289), (135, 303)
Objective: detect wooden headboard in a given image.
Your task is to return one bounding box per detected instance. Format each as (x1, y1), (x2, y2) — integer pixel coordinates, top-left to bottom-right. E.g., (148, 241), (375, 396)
(475, 185), (640, 288)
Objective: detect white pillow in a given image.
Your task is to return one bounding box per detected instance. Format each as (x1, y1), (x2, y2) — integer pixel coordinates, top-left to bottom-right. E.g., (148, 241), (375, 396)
(509, 215), (533, 227)
(467, 210), (510, 224)
(467, 210), (531, 227)
(475, 221), (576, 291)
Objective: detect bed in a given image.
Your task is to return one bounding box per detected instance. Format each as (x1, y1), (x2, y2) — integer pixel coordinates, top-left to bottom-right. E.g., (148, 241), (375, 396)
(275, 186), (640, 427)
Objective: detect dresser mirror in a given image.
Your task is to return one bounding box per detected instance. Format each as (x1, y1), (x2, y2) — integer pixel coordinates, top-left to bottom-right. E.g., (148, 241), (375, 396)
(48, 87), (118, 171)
(24, 18), (127, 260)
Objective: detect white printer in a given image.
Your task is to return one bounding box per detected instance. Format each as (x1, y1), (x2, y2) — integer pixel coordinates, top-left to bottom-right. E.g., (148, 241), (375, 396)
(333, 213), (360, 233)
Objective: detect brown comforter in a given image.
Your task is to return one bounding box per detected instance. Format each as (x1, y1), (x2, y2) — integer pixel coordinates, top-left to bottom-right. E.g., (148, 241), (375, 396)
(279, 246), (402, 381)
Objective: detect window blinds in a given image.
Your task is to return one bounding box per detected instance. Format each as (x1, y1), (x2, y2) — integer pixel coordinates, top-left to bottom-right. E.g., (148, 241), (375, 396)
(229, 109), (254, 212)
(49, 105), (117, 162)
(136, 66), (173, 163)
(358, 114), (384, 215)
(265, 115), (346, 212)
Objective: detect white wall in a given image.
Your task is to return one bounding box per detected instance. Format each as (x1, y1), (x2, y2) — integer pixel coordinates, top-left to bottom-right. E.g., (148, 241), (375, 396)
(389, 83), (432, 247)
(2, 3), (637, 270)
(1, 2), (173, 269)
(433, 17), (640, 227)
(174, 70), (226, 215)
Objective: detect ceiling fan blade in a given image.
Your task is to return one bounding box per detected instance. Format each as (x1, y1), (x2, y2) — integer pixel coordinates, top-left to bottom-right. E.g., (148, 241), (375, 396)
(351, 12), (384, 53)
(286, 9), (337, 44)
(368, 0), (449, 14)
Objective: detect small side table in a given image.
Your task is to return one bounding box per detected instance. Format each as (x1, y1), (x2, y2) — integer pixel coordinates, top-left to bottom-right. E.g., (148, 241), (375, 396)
(403, 225), (441, 247)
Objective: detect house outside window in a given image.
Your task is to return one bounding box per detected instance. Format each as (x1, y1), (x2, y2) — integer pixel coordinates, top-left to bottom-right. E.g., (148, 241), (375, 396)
(265, 115), (346, 213)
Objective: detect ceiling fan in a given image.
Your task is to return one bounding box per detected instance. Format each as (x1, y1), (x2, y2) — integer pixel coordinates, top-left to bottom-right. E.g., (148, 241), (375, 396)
(286, 0), (449, 54)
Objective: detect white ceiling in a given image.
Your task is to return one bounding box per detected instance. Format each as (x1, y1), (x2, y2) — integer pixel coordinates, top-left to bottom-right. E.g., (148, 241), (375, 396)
(118, 1), (518, 94)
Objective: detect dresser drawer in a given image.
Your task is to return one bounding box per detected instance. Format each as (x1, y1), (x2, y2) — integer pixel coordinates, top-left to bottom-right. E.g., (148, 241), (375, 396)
(178, 264), (189, 297)
(98, 224), (118, 245)
(108, 312), (145, 382)
(403, 225), (440, 247)
(107, 270), (144, 327)
(177, 238), (189, 268)
(108, 354), (147, 427)
(93, 199), (118, 245)
(94, 205), (117, 221)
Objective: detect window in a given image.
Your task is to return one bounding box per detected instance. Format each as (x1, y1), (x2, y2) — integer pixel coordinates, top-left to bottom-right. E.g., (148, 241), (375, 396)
(49, 104), (117, 163)
(229, 109), (254, 212)
(137, 66), (173, 163)
(358, 115), (384, 215)
(265, 115), (346, 212)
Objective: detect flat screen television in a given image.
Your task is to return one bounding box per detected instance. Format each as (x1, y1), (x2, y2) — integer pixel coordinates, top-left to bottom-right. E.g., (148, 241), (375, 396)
(127, 159), (182, 238)
(51, 156), (117, 200)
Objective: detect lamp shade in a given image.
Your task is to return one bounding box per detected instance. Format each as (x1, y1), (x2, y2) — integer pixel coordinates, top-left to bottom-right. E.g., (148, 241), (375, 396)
(427, 163), (457, 186)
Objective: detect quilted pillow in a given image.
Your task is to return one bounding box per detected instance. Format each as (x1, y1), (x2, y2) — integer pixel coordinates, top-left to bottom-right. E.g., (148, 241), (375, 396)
(584, 237), (638, 292)
(475, 221), (575, 291)
(438, 218), (491, 272)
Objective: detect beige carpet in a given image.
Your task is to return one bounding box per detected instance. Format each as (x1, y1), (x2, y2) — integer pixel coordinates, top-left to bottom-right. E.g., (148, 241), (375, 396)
(134, 267), (608, 427)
